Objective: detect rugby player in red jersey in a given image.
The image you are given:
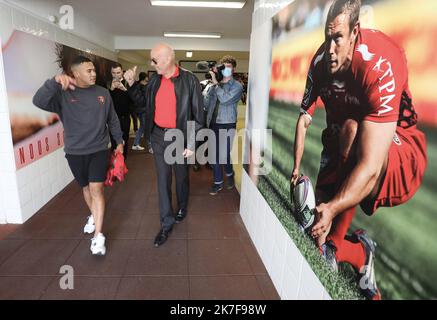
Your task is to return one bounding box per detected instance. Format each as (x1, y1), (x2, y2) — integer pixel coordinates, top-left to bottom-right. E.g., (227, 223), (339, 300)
(291, 0), (427, 299)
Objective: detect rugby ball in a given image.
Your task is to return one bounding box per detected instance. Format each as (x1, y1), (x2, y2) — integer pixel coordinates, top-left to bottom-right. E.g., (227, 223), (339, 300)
(291, 175), (316, 231)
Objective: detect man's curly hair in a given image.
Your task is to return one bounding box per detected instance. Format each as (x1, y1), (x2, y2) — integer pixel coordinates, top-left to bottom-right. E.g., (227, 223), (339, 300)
(220, 55), (237, 68)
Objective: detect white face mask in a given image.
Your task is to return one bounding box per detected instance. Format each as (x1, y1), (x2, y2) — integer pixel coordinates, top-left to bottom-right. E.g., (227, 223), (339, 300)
(221, 67), (233, 78)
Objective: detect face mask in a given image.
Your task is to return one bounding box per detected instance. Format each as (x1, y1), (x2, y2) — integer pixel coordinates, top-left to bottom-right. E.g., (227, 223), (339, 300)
(221, 67), (233, 78)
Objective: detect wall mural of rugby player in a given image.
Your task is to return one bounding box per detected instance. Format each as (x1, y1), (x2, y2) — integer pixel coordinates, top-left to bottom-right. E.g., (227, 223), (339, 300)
(2, 30), (115, 170)
(247, 0), (437, 299)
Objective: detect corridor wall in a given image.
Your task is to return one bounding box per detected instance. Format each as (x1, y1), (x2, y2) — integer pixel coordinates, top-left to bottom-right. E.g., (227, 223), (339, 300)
(0, 0), (116, 223)
(241, 0), (437, 300)
(239, 0), (331, 300)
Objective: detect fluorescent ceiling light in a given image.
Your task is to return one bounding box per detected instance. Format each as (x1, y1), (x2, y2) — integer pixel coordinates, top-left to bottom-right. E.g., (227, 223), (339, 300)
(150, 1), (246, 9)
(186, 51), (193, 58)
(164, 32), (221, 39)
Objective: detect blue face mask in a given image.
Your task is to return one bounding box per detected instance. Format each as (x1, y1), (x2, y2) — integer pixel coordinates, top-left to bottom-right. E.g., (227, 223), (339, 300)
(221, 67), (233, 78)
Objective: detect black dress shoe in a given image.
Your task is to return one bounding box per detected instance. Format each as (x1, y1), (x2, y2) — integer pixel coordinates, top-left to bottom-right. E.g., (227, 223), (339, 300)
(175, 209), (187, 223)
(154, 227), (172, 247)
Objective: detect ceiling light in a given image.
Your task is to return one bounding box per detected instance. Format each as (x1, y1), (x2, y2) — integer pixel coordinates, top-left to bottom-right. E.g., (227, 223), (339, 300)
(164, 32), (221, 39)
(150, 1), (246, 9)
(186, 51), (193, 58)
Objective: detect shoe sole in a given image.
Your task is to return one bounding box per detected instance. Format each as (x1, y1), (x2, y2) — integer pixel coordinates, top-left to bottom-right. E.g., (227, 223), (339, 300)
(91, 249), (106, 256)
(209, 187), (223, 195)
(83, 225), (95, 234)
(154, 239), (168, 247)
(91, 245), (106, 255)
(175, 217), (186, 224)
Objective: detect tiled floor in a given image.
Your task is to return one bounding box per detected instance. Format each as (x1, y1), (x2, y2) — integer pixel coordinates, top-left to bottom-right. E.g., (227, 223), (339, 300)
(0, 149), (279, 300)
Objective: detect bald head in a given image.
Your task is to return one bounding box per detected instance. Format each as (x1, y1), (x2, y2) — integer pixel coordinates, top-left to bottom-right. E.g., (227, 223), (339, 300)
(150, 43), (177, 77)
(151, 43), (175, 62)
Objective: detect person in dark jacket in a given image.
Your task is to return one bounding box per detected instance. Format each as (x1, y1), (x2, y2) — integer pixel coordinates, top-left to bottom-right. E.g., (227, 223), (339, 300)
(124, 43), (204, 247)
(109, 62), (131, 158)
(32, 56), (124, 256)
(132, 72), (153, 153)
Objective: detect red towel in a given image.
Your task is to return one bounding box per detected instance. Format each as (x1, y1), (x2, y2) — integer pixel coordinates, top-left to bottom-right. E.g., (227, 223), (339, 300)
(105, 152), (128, 187)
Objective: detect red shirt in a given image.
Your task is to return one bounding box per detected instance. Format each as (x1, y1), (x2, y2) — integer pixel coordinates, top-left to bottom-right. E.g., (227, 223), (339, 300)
(301, 28), (418, 131)
(155, 66), (179, 128)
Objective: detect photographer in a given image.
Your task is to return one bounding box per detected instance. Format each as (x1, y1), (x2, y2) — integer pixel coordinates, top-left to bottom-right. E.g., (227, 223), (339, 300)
(204, 55), (243, 195)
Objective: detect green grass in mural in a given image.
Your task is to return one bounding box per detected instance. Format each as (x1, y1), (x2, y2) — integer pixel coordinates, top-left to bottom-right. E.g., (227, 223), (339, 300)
(258, 100), (437, 300)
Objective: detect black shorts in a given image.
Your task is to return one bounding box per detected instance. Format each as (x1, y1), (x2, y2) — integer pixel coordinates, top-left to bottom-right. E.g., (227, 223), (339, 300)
(65, 149), (110, 187)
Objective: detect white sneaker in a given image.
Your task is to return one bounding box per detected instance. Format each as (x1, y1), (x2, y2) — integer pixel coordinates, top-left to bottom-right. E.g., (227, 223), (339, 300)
(83, 215), (95, 234)
(132, 145), (145, 151)
(90, 233), (106, 255)
(148, 147), (154, 154)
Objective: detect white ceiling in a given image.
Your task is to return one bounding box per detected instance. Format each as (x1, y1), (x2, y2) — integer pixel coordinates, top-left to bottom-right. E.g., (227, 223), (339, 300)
(118, 49), (250, 65)
(71, 0), (254, 39)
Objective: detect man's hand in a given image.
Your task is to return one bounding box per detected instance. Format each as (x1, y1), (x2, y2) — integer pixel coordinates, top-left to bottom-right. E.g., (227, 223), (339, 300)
(115, 143), (124, 154)
(118, 82), (127, 91)
(182, 148), (194, 158)
(209, 71), (218, 85)
(123, 66), (137, 87)
(110, 79), (119, 91)
(55, 74), (77, 91)
(290, 167), (300, 186)
(311, 202), (335, 239)
(111, 78), (128, 91)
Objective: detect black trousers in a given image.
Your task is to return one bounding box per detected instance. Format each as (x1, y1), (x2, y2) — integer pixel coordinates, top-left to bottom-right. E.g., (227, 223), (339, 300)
(130, 111), (138, 131)
(151, 126), (189, 231)
(111, 114), (131, 159)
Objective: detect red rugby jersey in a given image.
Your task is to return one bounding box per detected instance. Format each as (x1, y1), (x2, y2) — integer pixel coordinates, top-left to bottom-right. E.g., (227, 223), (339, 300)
(300, 28), (418, 131)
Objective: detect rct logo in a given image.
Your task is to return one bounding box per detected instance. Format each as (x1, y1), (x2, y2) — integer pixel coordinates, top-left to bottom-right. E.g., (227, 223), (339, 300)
(59, 5), (74, 30)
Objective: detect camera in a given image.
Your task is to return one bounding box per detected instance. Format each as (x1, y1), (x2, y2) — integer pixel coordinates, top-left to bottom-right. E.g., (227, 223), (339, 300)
(205, 62), (225, 82)
(196, 61), (225, 82)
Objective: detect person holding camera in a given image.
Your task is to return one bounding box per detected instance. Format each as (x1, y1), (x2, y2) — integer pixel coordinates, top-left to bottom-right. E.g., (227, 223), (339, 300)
(204, 55), (243, 195)
(109, 62), (131, 158)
